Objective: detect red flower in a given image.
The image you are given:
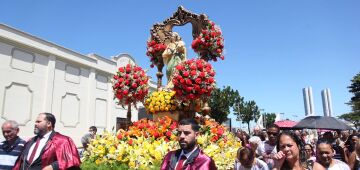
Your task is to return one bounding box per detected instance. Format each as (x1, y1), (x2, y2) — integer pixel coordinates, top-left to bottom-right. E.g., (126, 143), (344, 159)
(172, 59), (215, 101)
(186, 79), (192, 85)
(190, 70), (197, 76)
(123, 90), (129, 96)
(132, 83), (138, 88)
(191, 20), (224, 62)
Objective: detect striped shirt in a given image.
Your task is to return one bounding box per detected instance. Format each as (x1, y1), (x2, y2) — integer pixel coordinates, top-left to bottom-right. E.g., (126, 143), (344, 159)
(0, 137), (26, 170)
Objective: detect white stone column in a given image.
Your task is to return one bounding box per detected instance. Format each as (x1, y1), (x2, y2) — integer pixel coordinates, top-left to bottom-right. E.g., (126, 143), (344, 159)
(107, 77), (114, 131)
(42, 55), (56, 112)
(87, 68), (96, 125)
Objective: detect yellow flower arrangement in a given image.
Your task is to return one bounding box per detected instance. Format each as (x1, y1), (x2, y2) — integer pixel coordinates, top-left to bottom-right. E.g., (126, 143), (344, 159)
(144, 90), (178, 114)
(82, 116), (242, 170)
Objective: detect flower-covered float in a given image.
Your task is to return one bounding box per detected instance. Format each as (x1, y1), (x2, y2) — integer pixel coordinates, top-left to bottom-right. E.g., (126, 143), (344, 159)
(81, 6), (241, 170)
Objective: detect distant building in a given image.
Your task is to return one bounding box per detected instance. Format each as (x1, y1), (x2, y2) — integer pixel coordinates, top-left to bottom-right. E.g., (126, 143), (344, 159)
(321, 88), (333, 117)
(303, 87), (315, 116)
(0, 24), (156, 145)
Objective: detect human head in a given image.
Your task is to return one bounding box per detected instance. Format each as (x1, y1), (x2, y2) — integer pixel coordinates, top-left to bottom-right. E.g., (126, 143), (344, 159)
(267, 124), (280, 145)
(277, 131), (305, 166)
(316, 138), (334, 168)
(81, 133), (93, 149)
(89, 126), (97, 136)
(2, 120), (20, 143)
(260, 131), (267, 141)
(355, 138), (360, 156)
(341, 130), (349, 141)
(322, 132), (333, 141)
(346, 134), (359, 153)
(249, 136), (262, 150)
(304, 144), (314, 159)
(34, 112), (56, 136)
(237, 146), (256, 168)
(177, 118), (200, 152)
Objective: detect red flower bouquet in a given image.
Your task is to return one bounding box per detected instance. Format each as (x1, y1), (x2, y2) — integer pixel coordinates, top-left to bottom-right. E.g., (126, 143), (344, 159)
(117, 116), (178, 142)
(112, 64), (149, 107)
(172, 59), (216, 101)
(146, 39), (167, 68)
(191, 20), (224, 62)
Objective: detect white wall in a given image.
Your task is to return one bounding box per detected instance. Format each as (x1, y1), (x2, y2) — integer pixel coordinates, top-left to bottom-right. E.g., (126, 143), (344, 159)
(0, 24), (154, 146)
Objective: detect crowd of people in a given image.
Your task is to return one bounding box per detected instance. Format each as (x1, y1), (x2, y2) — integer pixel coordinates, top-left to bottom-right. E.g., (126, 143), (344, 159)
(1, 113), (360, 170)
(235, 124), (360, 170)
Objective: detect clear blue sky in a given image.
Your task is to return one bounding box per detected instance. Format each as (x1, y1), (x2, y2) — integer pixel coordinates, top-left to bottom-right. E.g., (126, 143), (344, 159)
(1, 1), (359, 127)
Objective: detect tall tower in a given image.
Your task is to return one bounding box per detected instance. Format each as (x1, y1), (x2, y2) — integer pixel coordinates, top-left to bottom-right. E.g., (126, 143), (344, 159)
(321, 88), (333, 117)
(303, 87), (315, 116)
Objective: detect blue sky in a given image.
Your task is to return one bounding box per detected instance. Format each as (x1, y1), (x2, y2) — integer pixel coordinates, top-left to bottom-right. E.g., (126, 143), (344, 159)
(1, 1), (359, 127)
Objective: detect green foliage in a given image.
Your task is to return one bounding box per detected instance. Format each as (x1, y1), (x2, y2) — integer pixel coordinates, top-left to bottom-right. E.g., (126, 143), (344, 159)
(341, 72), (360, 128)
(80, 160), (161, 170)
(233, 100), (260, 133)
(339, 112), (360, 128)
(208, 86), (242, 124)
(81, 161), (130, 170)
(264, 113), (276, 128)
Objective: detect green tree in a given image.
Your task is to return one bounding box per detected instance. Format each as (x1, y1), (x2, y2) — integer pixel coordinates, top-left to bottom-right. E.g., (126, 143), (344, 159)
(264, 113), (276, 128)
(233, 100), (260, 133)
(339, 72), (360, 128)
(208, 86), (241, 124)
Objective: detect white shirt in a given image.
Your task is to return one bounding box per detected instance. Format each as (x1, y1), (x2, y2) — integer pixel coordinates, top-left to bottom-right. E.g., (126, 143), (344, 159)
(175, 147), (198, 168)
(27, 131), (52, 162)
(234, 158), (269, 170)
(327, 159), (350, 170)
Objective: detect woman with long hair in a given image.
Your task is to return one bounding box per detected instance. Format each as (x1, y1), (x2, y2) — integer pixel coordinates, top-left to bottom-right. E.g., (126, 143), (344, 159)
(272, 131), (310, 170)
(348, 138), (360, 170)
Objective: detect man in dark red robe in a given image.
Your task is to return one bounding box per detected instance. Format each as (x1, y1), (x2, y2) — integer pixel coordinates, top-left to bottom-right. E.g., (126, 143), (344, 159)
(160, 118), (217, 170)
(13, 113), (80, 170)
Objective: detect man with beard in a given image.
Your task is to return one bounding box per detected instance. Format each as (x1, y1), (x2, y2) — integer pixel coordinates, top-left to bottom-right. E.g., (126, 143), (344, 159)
(313, 138), (350, 170)
(13, 113), (80, 170)
(160, 118), (217, 170)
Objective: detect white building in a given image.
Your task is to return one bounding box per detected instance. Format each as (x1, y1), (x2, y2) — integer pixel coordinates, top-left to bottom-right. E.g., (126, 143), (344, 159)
(0, 24), (156, 145)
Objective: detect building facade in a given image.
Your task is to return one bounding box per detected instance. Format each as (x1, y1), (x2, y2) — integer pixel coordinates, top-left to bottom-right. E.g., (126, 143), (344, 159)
(0, 24), (156, 145)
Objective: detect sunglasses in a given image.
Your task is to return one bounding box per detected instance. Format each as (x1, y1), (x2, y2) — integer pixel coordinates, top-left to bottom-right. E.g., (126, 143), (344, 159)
(267, 132), (279, 136)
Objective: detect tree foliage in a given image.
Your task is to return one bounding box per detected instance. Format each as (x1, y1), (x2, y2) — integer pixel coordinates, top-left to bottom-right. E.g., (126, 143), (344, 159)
(264, 113), (276, 128)
(233, 100), (260, 133)
(208, 86), (242, 124)
(339, 72), (360, 128)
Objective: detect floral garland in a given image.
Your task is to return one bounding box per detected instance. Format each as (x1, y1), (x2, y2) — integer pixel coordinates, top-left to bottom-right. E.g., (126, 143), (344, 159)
(144, 90), (178, 114)
(191, 20), (224, 62)
(117, 116), (178, 142)
(146, 39), (167, 68)
(112, 64), (149, 107)
(82, 116), (241, 170)
(172, 59), (216, 101)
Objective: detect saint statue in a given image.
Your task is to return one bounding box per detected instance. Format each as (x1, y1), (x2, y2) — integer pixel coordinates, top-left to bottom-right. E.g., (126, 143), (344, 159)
(162, 32), (187, 88)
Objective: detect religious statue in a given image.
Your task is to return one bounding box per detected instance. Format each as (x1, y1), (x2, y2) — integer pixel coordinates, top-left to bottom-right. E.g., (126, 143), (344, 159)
(162, 32), (187, 88)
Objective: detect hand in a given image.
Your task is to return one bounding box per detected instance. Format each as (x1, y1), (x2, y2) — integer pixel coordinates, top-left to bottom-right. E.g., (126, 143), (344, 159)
(42, 165), (53, 170)
(273, 151), (286, 169)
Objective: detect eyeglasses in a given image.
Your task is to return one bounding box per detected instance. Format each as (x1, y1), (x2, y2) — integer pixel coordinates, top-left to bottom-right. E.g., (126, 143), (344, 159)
(267, 132), (279, 136)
